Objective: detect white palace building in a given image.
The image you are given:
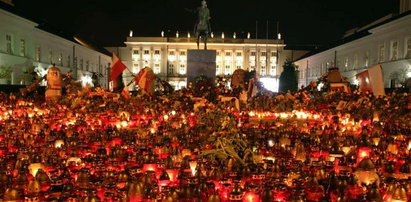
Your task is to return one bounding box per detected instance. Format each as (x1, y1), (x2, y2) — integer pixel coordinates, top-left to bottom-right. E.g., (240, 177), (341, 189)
(107, 34), (307, 92)
(295, 1), (411, 89)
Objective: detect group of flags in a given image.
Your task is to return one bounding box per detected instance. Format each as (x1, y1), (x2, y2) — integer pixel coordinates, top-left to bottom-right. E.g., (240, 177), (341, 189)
(112, 51), (386, 99)
(110, 53), (154, 99)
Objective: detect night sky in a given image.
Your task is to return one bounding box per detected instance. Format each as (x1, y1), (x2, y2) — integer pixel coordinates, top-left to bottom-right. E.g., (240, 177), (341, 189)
(12, 0), (398, 47)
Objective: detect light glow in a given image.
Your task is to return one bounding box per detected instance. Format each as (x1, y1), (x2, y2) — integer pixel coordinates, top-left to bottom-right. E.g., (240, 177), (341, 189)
(317, 82), (324, 91)
(81, 75), (93, 87)
(259, 77), (278, 92)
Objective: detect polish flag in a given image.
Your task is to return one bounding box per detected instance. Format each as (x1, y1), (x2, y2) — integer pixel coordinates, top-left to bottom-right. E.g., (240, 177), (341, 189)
(121, 87), (131, 99)
(111, 53), (127, 81)
(356, 65), (385, 96)
(135, 67), (156, 92)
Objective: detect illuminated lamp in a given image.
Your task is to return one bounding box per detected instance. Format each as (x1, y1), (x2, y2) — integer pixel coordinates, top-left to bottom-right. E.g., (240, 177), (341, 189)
(66, 157), (82, 167)
(35, 169), (51, 192)
(357, 147), (371, 163)
(189, 160), (197, 176)
(165, 169), (179, 183)
(181, 149), (191, 158)
(158, 170), (170, 187)
(243, 191), (260, 202)
(386, 142), (398, 155)
(27, 180), (41, 195)
(28, 163), (44, 177)
(372, 137), (381, 147)
(354, 158), (379, 186)
(142, 164), (157, 173)
(391, 185), (407, 202)
(341, 146), (352, 155)
(279, 136), (290, 148)
(54, 139), (64, 148)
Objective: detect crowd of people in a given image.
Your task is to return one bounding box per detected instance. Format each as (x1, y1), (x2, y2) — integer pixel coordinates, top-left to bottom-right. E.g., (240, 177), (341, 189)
(0, 82), (410, 201)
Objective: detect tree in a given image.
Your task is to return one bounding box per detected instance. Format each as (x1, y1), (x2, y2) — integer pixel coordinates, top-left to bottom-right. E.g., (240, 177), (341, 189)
(279, 60), (299, 92)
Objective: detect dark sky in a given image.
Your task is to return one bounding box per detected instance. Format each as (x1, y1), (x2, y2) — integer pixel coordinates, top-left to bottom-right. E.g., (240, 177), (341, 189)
(12, 0), (398, 47)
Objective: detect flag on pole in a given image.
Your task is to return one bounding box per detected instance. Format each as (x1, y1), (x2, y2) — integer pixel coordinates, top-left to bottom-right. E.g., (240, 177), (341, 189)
(356, 65), (385, 96)
(111, 53), (127, 81)
(135, 67), (156, 94)
(121, 87), (131, 99)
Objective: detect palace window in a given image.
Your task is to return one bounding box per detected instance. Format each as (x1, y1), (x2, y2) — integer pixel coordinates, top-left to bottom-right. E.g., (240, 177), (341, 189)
(406, 37), (411, 58)
(391, 41), (398, 60)
(260, 66), (266, 76)
(378, 44), (385, 63)
(154, 63), (160, 74)
(353, 54), (358, 69)
(74, 57), (77, 68)
(225, 65), (231, 75)
(68, 55), (71, 67)
(133, 50), (140, 61)
(58, 53), (63, 66)
(344, 57), (348, 71)
(364, 52), (369, 67)
(168, 64), (174, 74)
(168, 51), (176, 62)
(6, 34), (13, 54)
(179, 64), (186, 74)
(19, 39), (25, 56)
(86, 60), (89, 71)
(80, 59), (83, 69)
(35, 47), (41, 62)
(270, 66), (276, 76)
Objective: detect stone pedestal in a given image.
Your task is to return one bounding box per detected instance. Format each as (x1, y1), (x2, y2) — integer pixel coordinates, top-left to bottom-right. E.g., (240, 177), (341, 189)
(187, 50), (216, 85)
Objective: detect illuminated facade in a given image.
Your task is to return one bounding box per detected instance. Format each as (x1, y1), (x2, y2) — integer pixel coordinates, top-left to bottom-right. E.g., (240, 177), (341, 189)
(295, 11), (411, 89)
(0, 2), (111, 87)
(107, 34), (303, 92)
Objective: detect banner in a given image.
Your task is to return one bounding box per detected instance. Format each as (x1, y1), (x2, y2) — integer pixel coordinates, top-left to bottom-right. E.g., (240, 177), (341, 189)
(356, 65), (385, 96)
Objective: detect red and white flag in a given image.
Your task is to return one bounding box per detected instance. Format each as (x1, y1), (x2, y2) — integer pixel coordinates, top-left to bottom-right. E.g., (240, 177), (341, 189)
(356, 65), (385, 96)
(135, 67), (155, 93)
(121, 87), (131, 99)
(111, 53), (127, 81)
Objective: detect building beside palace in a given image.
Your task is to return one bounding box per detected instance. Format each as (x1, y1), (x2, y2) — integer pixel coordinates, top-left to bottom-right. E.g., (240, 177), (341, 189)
(106, 34), (307, 92)
(0, 0), (111, 87)
(295, 1), (411, 89)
